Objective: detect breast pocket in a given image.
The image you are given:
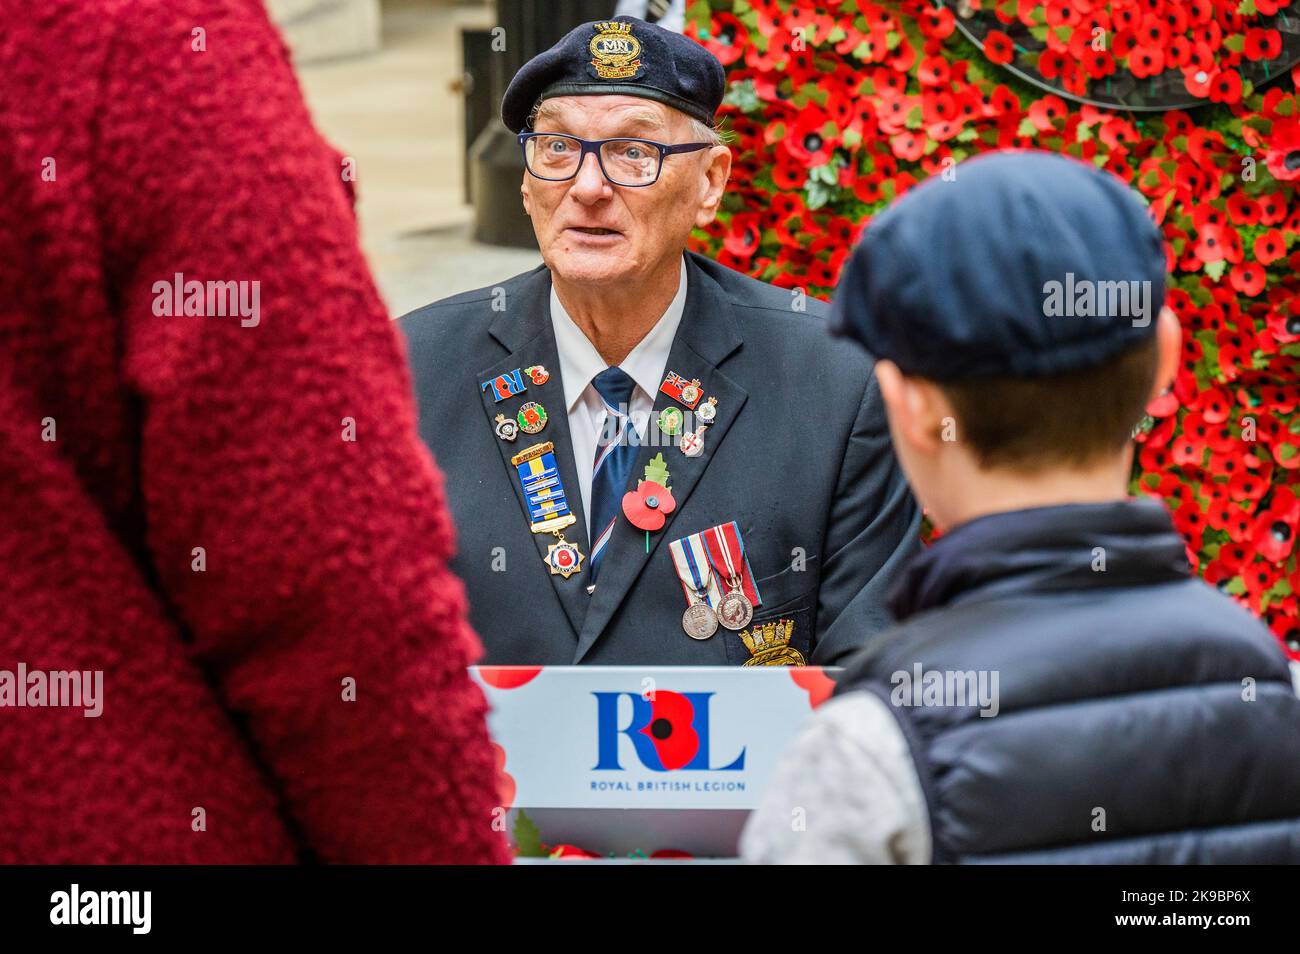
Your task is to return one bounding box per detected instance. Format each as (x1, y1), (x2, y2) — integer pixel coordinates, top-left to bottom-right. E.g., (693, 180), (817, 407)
(720, 560), (818, 666)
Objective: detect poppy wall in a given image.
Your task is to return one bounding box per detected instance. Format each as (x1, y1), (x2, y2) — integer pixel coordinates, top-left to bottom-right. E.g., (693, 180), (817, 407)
(685, 0), (1300, 657)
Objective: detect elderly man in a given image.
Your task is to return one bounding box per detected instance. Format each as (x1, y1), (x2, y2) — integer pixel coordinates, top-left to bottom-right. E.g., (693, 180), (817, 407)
(401, 16), (920, 665)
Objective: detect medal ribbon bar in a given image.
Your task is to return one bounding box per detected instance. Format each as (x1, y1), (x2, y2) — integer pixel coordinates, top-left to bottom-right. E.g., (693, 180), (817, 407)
(701, 521), (762, 607)
(668, 532), (723, 608)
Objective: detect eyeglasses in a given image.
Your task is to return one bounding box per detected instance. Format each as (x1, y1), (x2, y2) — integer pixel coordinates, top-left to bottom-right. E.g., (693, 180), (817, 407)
(518, 133), (711, 187)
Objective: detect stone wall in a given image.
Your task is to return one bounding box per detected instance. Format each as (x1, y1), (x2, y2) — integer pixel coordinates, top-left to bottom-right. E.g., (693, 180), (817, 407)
(266, 0), (381, 63)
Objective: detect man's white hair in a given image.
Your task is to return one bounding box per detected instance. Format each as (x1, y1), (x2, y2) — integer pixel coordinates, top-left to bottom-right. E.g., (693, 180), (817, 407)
(688, 117), (728, 147)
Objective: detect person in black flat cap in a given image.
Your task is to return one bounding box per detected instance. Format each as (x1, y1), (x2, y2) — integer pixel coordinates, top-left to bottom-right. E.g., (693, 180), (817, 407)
(743, 150), (1300, 864)
(400, 17), (921, 667)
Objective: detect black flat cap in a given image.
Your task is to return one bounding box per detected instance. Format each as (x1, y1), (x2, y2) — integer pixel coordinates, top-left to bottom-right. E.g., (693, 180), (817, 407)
(831, 150), (1168, 381)
(501, 16), (725, 134)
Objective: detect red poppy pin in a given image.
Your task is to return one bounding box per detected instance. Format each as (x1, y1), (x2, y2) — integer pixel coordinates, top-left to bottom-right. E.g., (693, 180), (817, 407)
(622, 453), (675, 532)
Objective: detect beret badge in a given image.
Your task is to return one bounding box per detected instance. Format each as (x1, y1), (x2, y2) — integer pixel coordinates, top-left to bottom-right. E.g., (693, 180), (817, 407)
(588, 20), (643, 81)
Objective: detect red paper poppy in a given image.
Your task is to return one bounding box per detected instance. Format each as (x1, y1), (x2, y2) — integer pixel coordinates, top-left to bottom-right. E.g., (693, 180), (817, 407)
(1252, 492), (1300, 562)
(723, 213), (763, 260)
(785, 109), (837, 166)
(698, 13), (748, 66)
(622, 481), (675, 532)
(698, 0), (1300, 648)
(548, 844), (601, 860)
(918, 4), (955, 39)
(1183, 66), (1214, 98)
(1028, 95), (1067, 131)
(889, 130), (926, 161)
(1265, 120), (1300, 182)
(1037, 48), (1068, 79)
(1128, 45), (1165, 79)
(1243, 27), (1282, 62)
(1194, 224), (1228, 263)
(917, 55), (951, 87)
(984, 29), (1015, 65)
(1208, 69), (1243, 104)
(1225, 192), (1260, 225)
(1082, 49), (1117, 79)
(1268, 304), (1300, 342)
(772, 151), (807, 191)
(1230, 263), (1267, 297)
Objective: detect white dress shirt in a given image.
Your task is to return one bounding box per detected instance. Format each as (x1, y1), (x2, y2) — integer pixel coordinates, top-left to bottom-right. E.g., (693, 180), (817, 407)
(549, 259), (688, 539)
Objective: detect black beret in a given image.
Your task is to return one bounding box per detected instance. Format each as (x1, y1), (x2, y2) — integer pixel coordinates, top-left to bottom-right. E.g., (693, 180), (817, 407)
(831, 150), (1168, 381)
(502, 16), (725, 134)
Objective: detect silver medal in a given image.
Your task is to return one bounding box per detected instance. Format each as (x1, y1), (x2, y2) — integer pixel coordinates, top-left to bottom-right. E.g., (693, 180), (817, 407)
(682, 600), (719, 640)
(718, 587), (754, 631)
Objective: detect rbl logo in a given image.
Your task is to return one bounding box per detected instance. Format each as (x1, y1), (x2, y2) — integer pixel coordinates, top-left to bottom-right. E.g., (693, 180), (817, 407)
(592, 690), (745, 772)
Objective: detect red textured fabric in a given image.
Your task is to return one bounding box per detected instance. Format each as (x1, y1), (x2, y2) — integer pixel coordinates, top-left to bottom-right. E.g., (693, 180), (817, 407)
(0, 0), (509, 864)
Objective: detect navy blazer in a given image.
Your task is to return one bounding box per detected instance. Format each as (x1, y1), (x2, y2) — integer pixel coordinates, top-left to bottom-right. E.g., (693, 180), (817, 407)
(399, 252), (921, 665)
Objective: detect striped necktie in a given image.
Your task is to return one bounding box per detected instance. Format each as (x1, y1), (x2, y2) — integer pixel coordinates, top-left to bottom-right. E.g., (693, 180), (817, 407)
(588, 367), (640, 581)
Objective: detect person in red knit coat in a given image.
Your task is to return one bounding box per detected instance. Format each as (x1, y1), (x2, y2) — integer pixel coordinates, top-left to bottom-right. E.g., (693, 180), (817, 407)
(0, 0), (509, 863)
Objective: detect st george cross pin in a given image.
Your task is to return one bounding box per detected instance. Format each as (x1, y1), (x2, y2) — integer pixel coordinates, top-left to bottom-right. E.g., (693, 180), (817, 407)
(679, 425), (707, 458)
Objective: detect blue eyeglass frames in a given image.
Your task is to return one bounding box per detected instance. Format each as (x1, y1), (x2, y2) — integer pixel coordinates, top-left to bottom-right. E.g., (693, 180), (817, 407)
(518, 132), (711, 188)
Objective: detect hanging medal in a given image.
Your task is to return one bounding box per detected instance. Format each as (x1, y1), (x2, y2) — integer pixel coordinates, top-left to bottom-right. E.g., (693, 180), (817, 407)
(668, 532), (723, 640)
(512, 441), (584, 579)
(702, 521), (762, 631)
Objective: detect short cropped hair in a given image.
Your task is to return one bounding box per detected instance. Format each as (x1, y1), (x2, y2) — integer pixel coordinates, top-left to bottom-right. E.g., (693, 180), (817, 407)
(937, 335), (1160, 472)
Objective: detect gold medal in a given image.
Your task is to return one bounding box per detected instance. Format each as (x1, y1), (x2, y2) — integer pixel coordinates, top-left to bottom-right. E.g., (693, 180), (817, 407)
(545, 535), (584, 578)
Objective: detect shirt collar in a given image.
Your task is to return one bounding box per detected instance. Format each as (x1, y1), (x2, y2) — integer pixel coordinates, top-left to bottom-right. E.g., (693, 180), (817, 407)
(550, 257), (688, 412)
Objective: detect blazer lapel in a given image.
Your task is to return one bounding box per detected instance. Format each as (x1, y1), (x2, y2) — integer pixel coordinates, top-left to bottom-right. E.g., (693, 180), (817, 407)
(573, 258), (748, 662)
(477, 268), (592, 639)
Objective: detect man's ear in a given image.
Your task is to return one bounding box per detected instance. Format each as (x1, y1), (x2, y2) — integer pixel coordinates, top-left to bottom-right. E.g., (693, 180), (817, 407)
(521, 173), (532, 216)
(694, 145), (732, 228)
(876, 360), (944, 455)
(1148, 305), (1182, 403)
